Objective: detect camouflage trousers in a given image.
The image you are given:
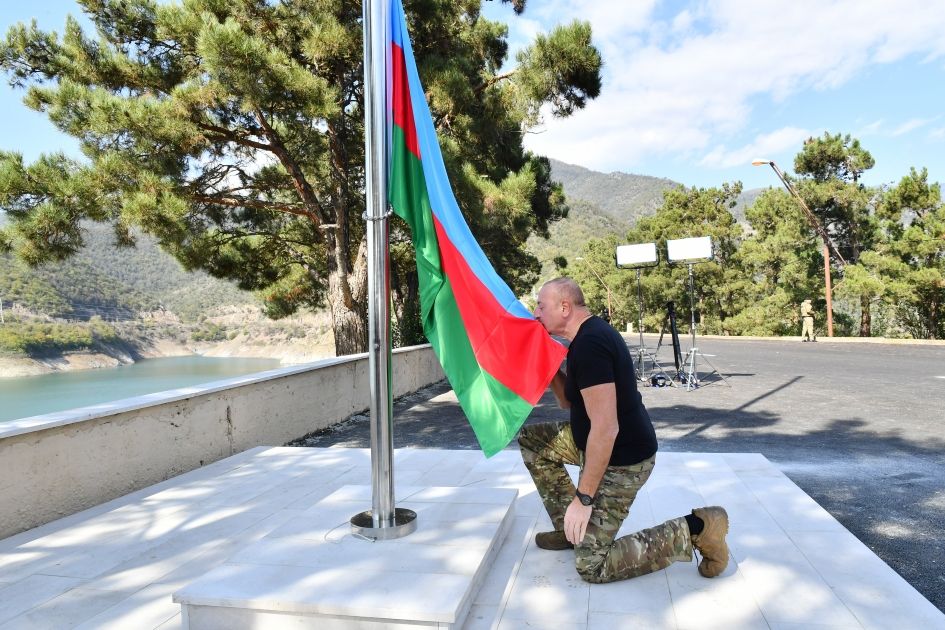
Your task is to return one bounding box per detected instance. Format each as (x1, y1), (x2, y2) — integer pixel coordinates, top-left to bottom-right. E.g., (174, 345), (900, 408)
(802, 316), (815, 340)
(519, 420), (693, 583)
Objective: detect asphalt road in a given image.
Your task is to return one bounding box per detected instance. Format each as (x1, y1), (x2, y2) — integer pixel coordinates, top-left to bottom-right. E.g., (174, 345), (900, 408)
(292, 335), (945, 613)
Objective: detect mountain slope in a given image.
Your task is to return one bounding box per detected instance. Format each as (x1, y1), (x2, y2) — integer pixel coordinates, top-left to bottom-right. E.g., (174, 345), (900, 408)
(1, 222), (255, 322)
(2, 166), (765, 320)
(548, 159), (678, 224)
(526, 160), (763, 279)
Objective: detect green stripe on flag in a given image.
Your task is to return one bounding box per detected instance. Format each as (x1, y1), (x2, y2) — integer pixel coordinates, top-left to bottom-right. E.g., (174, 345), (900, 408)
(389, 126), (533, 457)
(428, 282), (535, 456)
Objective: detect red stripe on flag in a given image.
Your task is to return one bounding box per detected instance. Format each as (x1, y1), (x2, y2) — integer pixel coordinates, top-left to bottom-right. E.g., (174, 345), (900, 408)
(432, 216), (566, 405)
(391, 42), (421, 160)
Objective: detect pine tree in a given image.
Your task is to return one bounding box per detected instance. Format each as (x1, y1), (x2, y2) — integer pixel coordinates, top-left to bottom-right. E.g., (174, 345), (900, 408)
(730, 188), (823, 335)
(0, 0), (601, 354)
(575, 183), (746, 336)
(793, 133), (879, 336)
(877, 168), (945, 338)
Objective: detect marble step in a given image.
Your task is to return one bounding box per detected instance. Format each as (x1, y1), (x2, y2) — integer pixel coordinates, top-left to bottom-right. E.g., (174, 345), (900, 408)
(173, 485), (518, 630)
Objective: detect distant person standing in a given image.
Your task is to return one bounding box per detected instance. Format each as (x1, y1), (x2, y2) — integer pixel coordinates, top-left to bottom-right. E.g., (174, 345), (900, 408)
(800, 299), (816, 342)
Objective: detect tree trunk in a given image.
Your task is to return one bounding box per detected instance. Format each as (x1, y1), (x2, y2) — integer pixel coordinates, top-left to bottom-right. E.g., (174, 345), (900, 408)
(391, 258), (424, 347)
(930, 298), (940, 340)
(859, 295), (871, 337)
(325, 236), (369, 356)
(327, 273), (367, 355)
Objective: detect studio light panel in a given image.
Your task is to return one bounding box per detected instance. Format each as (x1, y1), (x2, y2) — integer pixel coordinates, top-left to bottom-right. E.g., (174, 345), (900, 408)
(615, 243), (659, 268)
(666, 236), (713, 263)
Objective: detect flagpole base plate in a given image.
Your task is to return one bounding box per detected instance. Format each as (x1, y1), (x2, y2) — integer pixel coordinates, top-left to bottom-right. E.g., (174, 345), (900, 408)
(350, 508), (417, 541)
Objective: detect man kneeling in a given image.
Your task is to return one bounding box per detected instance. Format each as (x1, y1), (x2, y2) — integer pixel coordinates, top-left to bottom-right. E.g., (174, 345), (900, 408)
(523, 277), (729, 583)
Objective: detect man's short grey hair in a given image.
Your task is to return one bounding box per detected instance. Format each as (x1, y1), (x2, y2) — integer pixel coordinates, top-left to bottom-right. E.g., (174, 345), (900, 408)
(543, 277), (586, 307)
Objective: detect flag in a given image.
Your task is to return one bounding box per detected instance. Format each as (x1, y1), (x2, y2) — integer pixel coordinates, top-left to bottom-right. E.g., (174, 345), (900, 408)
(387, 0), (567, 457)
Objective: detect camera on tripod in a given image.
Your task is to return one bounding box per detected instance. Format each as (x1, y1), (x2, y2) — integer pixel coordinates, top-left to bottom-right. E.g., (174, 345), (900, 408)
(615, 242), (674, 386)
(657, 300), (684, 376)
(665, 236), (729, 390)
(614, 236), (729, 390)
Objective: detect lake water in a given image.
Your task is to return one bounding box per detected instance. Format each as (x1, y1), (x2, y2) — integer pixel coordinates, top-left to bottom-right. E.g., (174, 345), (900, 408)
(0, 356), (283, 423)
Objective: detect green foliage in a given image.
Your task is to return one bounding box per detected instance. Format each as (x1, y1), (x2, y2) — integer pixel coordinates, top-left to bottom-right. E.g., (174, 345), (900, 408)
(514, 21), (601, 120)
(4, 2), (938, 344)
(794, 134), (875, 182)
(570, 234), (626, 328)
(570, 183), (746, 334)
(634, 183), (744, 335)
(794, 133), (881, 335)
(255, 265), (324, 321)
(873, 168), (945, 338)
(0, 0), (602, 354)
(526, 199), (623, 282)
(0, 254), (74, 317)
(544, 159), (677, 222)
(0, 318), (118, 355)
(727, 188), (822, 335)
(140, 277), (252, 323)
(0, 222), (256, 323)
(524, 159), (764, 289)
(550, 134), (945, 340)
(191, 322), (227, 342)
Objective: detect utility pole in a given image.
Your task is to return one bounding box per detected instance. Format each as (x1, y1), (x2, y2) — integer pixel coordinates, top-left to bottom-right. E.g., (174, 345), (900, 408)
(576, 257), (613, 321)
(753, 159), (846, 337)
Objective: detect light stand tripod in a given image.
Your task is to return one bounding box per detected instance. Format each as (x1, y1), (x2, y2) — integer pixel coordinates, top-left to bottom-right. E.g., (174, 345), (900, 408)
(632, 269), (674, 386)
(679, 263), (730, 391)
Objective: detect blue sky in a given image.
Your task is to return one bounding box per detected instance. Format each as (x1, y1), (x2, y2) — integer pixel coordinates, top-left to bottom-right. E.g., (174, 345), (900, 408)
(2, 0), (944, 191)
(481, 0), (945, 190)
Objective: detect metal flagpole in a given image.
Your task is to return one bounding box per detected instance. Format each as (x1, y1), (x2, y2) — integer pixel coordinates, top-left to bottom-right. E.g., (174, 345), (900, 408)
(350, 0), (416, 540)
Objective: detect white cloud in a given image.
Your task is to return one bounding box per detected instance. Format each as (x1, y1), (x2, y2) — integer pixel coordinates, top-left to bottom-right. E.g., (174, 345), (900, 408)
(528, 0), (657, 50)
(859, 119), (885, 135)
(497, 15), (543, 62)
(855, 117), (941, 140)
(507, 0), (945, 174)
(699, 127), (814, 169)
(671, 10), (694, 34)
(890, 118), (934, 137)
(930, 127), (945, 140)
(490, 0), (658, 64)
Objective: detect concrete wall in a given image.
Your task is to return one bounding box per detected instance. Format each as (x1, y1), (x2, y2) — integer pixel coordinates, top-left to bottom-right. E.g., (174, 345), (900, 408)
(0, 345), (443, 539)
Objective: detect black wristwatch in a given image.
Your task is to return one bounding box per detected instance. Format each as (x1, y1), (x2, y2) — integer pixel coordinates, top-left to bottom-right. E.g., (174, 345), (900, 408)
(575, 490), (595, 506)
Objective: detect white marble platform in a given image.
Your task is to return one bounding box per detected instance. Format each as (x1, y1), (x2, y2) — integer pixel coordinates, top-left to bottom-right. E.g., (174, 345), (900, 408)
(173, 484), (517, 629)
(0, 446), (942, 630)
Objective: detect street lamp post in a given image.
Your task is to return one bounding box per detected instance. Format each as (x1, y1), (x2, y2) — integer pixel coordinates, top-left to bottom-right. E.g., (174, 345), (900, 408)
(575, 257), (612, 321)
(752, 159), (846, 337)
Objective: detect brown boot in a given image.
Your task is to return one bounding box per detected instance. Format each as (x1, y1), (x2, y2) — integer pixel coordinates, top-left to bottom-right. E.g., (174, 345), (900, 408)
(535, 530), (573, 550)
(690, 507), (729, 577)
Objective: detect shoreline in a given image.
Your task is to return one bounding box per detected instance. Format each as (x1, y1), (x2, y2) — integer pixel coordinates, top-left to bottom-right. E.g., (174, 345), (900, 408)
(0, 335), (336, 379)
(0, 354), (136, 378)
(5, 330), (941, 378)
(0, 341), (193, 378)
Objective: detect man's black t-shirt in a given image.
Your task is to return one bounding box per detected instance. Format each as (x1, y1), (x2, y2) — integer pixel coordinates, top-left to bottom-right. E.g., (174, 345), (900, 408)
(565, 316), (658, 466)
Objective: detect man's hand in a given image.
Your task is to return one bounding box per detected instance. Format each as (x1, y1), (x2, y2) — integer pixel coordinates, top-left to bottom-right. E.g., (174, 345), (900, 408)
(564, 496), (593, 545)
